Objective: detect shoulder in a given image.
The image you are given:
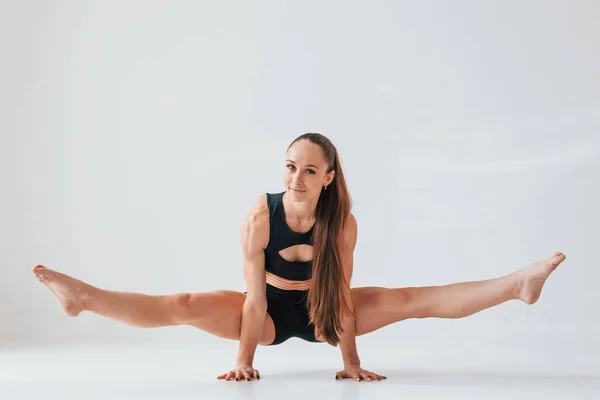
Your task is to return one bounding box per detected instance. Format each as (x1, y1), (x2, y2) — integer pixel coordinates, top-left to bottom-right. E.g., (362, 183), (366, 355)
(240, 194), (270, 251)
(342, 212), (358, 249)
(346, 212), (357, 230)
(247, 194), (270, 220)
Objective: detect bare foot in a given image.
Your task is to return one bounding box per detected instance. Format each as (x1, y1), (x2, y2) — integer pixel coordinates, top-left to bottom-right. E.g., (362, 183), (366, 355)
(515, 252), (566, 304)
(32, 265), (91, 316)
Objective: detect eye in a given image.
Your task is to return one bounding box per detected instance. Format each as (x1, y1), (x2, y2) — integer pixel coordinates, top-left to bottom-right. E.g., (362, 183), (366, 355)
(306, 169), (315, 174)
(286, 164), (296, 171)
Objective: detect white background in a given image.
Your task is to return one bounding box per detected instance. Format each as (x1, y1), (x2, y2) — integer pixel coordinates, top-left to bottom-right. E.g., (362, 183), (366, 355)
(1, 0), (599, 379)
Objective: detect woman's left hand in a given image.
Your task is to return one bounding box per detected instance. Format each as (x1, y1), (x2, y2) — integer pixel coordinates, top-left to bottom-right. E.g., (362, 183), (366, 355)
(335, 364), (387, 382)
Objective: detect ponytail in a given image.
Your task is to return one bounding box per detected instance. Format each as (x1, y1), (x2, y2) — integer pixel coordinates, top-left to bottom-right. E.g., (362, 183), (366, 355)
(288, 133), (352, 346)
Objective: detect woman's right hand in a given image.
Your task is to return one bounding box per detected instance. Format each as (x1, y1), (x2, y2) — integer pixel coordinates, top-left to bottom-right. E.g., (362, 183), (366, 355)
(217, 364), (260, 381)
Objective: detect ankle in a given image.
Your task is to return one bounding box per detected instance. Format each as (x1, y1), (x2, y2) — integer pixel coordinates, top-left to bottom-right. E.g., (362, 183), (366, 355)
(509, 274), (522, 300)
(82, 284), (96, 312)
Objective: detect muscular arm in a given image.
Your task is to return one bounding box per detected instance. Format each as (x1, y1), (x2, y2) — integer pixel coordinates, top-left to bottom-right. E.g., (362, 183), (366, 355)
(236, 195), (270, 367)
(337, 213), (360, 367)
(335, 215), (387, 382)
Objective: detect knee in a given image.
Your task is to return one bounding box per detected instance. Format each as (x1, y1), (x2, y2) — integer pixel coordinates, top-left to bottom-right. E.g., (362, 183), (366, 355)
(172, 293), (194, 324)
(396, 287), (426, 319)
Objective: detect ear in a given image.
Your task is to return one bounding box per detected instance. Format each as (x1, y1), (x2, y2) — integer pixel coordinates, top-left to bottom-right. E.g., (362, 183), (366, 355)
(325, 170), (335, 186)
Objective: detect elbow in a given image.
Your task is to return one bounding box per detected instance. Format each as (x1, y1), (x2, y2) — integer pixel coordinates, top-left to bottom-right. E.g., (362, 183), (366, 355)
(244, 297), (267, 314)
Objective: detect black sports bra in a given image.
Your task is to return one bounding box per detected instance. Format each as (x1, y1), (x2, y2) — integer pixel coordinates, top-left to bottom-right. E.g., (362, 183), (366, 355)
(263, 192), (313, 282)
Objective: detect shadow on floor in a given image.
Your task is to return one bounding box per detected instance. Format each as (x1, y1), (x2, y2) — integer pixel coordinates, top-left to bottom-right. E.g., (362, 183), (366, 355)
(266, 368), (600, 387)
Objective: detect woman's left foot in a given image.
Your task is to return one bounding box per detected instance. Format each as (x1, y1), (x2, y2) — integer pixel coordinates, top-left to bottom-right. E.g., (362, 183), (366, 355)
(515, 252), (566, 304)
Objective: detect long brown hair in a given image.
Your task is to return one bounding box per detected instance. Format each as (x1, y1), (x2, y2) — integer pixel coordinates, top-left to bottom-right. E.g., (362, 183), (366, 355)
(287, 133), (353, 346)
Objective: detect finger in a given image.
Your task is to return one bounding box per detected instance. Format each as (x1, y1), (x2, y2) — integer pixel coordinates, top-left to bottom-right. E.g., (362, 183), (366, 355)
(228, 372), (236, 381)
(242, 370), (252, 381)
(360, 372), (371, 382)
(218, 373), (231, 380)
(369, 373), (380, 381)
(253, 370), (260, 380)
(364, 372), (378, 381)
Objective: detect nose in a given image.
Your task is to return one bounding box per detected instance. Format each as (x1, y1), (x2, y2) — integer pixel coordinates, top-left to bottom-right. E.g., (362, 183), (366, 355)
(291, 177), (304, 188)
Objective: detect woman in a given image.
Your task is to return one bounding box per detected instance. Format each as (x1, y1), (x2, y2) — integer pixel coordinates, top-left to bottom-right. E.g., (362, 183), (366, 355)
(32, 132), (566, 383)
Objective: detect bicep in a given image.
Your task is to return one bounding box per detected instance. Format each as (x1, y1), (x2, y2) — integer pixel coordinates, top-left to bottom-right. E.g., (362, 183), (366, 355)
(240, 210), (269, 306)
(341, 213), (358, 284)
(242, 247), (267, 305)
(337, 213), (358, 317)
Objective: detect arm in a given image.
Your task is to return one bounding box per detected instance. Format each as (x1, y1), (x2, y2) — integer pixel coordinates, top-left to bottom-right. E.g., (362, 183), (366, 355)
(335, 214), (386, 382)
(337, 213), (360, 368)
(236, 195), (270, 369)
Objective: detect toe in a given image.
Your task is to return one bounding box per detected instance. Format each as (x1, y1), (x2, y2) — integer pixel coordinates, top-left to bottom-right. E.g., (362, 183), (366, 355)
(33, 265), (45, 274)
(552, 252), (566, 265)
(33, 265), (54, 280)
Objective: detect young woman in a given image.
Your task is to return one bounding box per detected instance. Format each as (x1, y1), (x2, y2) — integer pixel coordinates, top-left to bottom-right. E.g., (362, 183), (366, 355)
(33, 132), (566, 382)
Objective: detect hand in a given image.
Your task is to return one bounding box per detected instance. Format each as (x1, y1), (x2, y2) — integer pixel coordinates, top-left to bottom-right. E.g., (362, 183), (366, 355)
(335, 364), (386, 382)
(217, 364), (260, 381)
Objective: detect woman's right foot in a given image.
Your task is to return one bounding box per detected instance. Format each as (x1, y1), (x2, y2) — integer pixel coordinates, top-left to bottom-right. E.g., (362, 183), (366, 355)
(32, 265), (91, 316)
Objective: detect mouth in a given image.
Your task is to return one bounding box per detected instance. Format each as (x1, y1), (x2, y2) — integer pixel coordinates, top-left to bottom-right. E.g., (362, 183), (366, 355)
(290, 188), (306, 192)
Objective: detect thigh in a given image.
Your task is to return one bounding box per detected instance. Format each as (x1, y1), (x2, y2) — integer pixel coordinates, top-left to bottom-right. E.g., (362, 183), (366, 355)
(185, 290), (276, 346)
(351, 286), (414, 336)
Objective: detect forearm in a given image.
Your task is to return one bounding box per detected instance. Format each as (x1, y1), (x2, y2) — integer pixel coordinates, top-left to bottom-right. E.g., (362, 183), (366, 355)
(236, 300), (266, 366)
(338, 306), (360, 367)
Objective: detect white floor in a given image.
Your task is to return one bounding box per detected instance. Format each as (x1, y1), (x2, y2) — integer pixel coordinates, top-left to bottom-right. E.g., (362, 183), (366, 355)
(2, 338), (599, 400)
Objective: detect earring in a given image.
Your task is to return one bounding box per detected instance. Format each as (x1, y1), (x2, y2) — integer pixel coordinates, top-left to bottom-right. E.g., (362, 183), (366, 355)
(324, 185), (328, 190)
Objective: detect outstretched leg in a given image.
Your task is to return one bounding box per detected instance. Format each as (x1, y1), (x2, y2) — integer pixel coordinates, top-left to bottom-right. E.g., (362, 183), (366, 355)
(32, 265), (276, 345)
(351, 252), (566, 336)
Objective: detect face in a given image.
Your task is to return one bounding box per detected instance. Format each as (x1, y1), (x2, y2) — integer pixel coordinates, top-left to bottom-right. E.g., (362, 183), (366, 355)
(284, 139), (335, 201)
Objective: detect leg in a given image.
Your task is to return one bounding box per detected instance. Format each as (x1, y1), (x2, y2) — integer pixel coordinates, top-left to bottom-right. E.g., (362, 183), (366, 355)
(32, 265), (276, 345)
(352, 252), (566, 336)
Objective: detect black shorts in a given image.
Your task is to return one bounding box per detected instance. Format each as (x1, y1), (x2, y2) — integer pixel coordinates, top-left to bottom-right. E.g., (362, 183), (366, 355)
(264, 284), (322, 346)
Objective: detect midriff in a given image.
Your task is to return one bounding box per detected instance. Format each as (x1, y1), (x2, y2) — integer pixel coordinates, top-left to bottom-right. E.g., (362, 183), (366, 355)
(265, 271), (311, 291)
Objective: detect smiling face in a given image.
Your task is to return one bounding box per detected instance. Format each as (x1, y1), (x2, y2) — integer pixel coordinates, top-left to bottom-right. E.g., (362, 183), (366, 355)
(284, 139), (335, 201)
